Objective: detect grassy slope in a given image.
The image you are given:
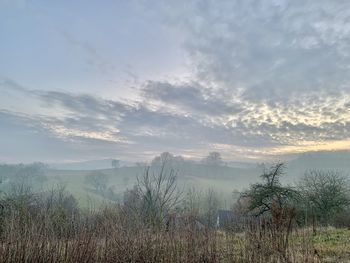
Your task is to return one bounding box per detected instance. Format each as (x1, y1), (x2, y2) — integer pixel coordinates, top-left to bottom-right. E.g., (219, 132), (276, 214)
(44, 165), (260, 207)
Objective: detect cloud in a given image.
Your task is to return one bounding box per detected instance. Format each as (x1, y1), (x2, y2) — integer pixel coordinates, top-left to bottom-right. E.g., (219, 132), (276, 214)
(2, 1), (350, 162)
(135, 0), (350, 152)
(1, 74), (350, 162)
(34, 90), (129, 119)
(147, 0), (350, 102)
(0, 79), (236, 161)
(142, 81), (242, 116)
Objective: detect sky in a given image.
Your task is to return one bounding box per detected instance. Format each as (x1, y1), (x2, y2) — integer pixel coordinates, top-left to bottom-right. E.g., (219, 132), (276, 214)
(1, 0), (350, 163)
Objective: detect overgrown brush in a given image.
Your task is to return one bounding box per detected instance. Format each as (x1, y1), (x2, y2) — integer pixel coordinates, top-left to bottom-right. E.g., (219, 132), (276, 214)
(0, 161), (335, 262)
(0, 194), (320, 263)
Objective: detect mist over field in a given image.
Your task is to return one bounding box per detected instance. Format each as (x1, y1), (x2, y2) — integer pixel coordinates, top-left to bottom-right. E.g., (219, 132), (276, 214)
(1, 1), (350, 262)
(1, 150), (349, 211)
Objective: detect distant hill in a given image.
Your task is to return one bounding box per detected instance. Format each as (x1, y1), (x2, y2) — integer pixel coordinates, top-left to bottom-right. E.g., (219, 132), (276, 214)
(43, 163), (261, 206)
(49, 159), (135, 170)
(226, 161), (258, 169)
(47, 150), (350, 183)
(286, 150), (350, 180)
(48, 158), (258, 171)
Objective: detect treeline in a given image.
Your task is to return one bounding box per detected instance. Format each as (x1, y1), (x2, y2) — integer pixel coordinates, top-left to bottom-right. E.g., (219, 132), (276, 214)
(1, 160), (349, 229)
(0, 162), (48, 190)
(237, 163), (350, 229)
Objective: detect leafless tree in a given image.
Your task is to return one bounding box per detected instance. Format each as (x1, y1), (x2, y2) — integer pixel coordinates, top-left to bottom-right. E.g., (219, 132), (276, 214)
(84, 171), (108, 193)
(299, 170), (350, 225)
(242, 163), (299, 217)
(134, 158), (182, 228)
(182, 187), (202, 217)
(202, 152), (223, 167)
(203, 188), (220, 228)
(111, 159), (120, 169)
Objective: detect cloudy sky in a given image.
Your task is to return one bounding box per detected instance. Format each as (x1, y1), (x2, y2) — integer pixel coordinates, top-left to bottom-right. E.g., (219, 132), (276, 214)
(1, 0), (350, 163)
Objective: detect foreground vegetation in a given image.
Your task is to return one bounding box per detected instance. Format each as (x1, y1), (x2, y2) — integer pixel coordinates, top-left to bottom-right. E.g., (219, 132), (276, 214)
(0, 158), (349, 262)
(0, 199), (349, 262)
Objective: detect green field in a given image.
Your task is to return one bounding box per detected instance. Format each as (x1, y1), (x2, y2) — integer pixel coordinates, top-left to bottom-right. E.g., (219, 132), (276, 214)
(312, 228), (350, 262)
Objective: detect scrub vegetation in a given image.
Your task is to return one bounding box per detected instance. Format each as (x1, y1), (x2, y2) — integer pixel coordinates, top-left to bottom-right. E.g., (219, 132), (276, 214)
(0, 154), (349, 262)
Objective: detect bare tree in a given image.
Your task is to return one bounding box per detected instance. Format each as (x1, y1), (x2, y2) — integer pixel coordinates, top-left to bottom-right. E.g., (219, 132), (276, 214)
(242, 163), (299, 217)
(202, 152), (223, 167)
(123, 185), (142, 219)
(10, 162), (48, 189)
(151, 152), (172, 167)
(111, 159), (120, 169)
(84, 171), (108, 193)
(151, 152), (185, 169)
(135, 159), (181, 228)
(241, 163), (300, 261)
(182, 187), (202, 217)
(299, 170), (350, 225)
(203, 188), (220, 228)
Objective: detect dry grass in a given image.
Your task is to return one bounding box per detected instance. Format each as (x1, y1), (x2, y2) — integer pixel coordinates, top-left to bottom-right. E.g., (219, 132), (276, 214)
(0, 188), (348, 262)
(0, 208), (329, 263)
(311, 228), (350, 262)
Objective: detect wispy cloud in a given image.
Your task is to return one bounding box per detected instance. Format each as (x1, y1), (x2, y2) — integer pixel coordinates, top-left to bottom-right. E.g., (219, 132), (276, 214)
(60, 31), (117, 76)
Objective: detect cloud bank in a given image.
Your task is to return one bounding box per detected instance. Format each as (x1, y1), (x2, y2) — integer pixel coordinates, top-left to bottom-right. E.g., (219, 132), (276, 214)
(1, 0), (350, 162)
